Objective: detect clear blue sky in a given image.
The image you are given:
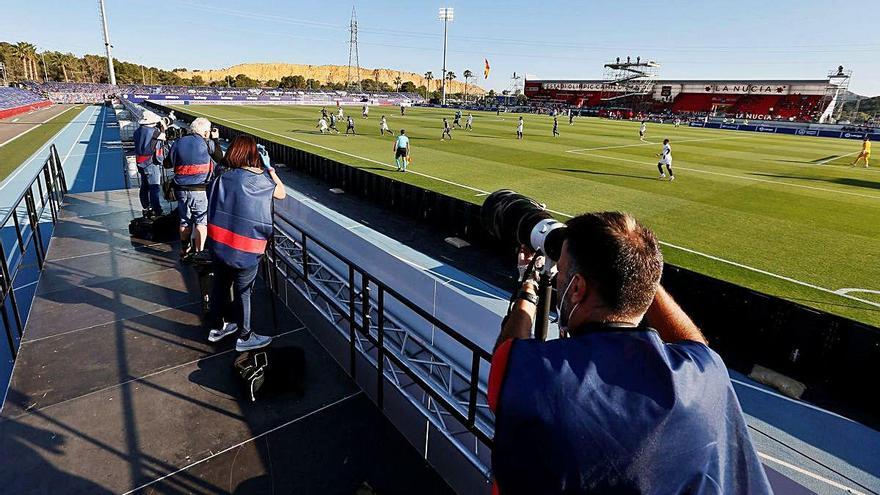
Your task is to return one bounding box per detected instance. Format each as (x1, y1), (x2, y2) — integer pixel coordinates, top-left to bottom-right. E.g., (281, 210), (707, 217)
(2, 0), (878, 95)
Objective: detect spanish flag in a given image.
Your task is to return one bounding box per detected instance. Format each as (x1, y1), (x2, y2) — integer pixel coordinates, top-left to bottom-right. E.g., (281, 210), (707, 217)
(484, 58), (490, 79)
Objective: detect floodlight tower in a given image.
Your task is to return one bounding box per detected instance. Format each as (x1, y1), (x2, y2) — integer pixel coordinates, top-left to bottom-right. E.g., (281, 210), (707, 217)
(438, 7), (454, 105)
(98, 0), (117, 85)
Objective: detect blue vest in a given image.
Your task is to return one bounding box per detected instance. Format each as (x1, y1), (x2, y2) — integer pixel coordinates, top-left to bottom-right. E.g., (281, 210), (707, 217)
(207, 168), (275, 268)
(490, 328), (772, 495)
(133, 125), (162, 166)
(170, 134), (213, 185)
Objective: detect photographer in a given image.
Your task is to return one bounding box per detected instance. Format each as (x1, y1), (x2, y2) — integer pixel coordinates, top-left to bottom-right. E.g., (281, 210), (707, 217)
(168, 117), (224, 257)
(132, 111), (166, 218)
(204, 135), (285, 351)
(488, 212), (771, 494)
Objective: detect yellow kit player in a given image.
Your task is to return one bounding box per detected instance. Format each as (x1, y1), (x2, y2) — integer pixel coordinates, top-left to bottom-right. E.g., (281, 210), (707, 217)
(851, 137), (871, 168)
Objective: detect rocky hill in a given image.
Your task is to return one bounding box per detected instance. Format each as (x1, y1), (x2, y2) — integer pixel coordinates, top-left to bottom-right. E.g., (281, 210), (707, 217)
(175, 63), (485, 94)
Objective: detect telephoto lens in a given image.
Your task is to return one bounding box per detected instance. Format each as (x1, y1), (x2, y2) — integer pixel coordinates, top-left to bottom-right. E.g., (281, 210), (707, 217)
(480, 190), (567, 261)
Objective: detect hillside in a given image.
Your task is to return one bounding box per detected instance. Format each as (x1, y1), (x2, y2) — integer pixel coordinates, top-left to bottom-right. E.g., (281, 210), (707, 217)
(841, 95), (880, 115)
(176, 63), (485, 95)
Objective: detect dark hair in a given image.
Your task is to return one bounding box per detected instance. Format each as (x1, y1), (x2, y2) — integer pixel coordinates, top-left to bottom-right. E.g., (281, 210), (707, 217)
(400, 129), (406, 134)
(225, 135), (261, 169)
(564, 212), (663, 318)
(663, 138), (669, 144)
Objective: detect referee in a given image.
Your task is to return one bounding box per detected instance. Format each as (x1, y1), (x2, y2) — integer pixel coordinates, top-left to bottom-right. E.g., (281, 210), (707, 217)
(394, 129), (410, 172)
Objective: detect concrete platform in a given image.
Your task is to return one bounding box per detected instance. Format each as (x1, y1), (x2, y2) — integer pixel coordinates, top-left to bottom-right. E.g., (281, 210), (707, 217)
(0, 188), (452, 494)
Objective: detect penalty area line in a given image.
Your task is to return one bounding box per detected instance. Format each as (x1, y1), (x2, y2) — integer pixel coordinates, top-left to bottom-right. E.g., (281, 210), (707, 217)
(183, 109), (880, 312)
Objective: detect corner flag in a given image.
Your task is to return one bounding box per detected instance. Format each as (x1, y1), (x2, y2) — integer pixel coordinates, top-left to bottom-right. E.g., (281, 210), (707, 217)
(484, 59), (490, 79)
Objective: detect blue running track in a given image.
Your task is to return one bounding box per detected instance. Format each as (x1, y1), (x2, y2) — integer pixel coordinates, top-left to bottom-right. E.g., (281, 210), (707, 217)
(1, 104), (127, 389)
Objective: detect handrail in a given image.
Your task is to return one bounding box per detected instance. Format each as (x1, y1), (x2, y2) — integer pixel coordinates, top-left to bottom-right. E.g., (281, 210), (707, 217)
(267, 207), (495, 472)
(1, 144), (68, 361)
(273, 212), (493, 361)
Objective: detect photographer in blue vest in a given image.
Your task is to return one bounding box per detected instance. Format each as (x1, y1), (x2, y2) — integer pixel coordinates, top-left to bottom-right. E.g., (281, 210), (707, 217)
(132, 111), (166, 218)
(489, 212), (771, 494)
(204, 135), (286, 352)
(168, 117), (224, 257)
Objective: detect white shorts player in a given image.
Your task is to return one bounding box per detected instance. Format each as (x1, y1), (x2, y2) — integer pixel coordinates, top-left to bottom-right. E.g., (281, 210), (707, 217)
(657, 139), (674, 180)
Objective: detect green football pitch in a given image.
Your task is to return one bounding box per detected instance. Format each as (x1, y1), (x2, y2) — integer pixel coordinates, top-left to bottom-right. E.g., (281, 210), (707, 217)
(170, 104), (880, 327)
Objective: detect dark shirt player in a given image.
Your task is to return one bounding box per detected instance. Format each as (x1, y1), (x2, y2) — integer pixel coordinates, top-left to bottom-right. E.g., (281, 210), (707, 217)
(489, 212), (771, 495)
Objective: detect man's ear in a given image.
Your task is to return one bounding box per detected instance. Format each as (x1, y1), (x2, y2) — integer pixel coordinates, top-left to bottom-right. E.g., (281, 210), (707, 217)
(571, 274), (590, 304)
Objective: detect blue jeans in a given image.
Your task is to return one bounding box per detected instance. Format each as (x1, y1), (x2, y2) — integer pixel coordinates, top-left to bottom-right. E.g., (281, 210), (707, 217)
(209, 261), (260, 340)
(138, 165), (162, 213)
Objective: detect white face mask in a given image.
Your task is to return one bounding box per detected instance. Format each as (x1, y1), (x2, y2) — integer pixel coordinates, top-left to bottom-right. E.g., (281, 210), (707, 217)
(555, 275), (580, 334)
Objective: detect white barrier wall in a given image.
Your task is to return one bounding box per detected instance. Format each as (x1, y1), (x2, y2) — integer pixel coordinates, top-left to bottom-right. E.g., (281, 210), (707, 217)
(274, 186), (520, 379)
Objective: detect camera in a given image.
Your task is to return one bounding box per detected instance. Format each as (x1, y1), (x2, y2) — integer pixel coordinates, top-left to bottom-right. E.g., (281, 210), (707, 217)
(481, 190), (566, 261)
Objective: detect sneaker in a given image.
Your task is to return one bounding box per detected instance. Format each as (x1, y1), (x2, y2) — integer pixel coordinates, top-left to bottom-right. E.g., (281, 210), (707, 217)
(236, 333), (273, 352)
(659, 173), (666, 180)
(208, 322), (238, 342)
(669, 175), (676, 181)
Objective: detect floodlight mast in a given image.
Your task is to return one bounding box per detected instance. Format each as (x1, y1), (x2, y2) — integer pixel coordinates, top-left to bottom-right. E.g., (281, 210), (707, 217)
(98, 0), (117, 85)
(438, 7), (454, 105)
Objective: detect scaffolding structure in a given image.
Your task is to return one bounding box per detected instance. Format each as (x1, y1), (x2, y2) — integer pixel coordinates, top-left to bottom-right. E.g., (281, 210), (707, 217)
(600, 56), (659, 102)
(819, 66), (852, 123)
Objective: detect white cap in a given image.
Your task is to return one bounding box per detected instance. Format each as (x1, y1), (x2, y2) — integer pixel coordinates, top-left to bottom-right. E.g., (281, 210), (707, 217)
(139, 111), (161, 125)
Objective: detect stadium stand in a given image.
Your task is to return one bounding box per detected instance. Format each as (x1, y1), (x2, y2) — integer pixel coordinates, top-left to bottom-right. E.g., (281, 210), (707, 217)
(0, 86), (52, 119)
(22, 82), (425, 106)
(525, 79), (837, 122)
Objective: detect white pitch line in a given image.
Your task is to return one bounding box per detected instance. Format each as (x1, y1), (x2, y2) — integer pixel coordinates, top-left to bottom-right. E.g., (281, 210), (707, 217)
(91, 106), (107, 192)
(0, 105), (66, 148)
(835, 288), (880, 296)
(565, 135), (748, 153)
(0, 106), (93, 191)
(756, 452), (867, 495)
(181, 108), (880, 312)
(816, 150), (864, 165)
(571, 151), (880, 200)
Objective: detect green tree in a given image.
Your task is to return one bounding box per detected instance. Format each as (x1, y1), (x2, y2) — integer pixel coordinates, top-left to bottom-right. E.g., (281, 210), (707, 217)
(191, 74), (205, 86)
(265, 79), (280, 88)
(462, 69), (473, 102)
(13, 42), (32, 80)
(423, 71), (434, 99)
(393, 74), (402, 91)
(400, 81), (416, 93)
(233, 73), (260, 88)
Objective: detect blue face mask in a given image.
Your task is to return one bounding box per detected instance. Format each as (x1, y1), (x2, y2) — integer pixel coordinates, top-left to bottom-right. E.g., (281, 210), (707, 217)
(556, 275), (580, 335)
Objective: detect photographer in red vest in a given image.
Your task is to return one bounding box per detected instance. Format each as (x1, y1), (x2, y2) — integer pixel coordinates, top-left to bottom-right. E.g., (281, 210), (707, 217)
(489, 212), (771, 494)
(204, 135), (286, 352)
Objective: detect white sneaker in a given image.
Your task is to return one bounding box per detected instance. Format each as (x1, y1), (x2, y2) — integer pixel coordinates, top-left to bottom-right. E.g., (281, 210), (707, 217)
(208, 322), (238, 342)
(236, 333), (273, 352)
(669, 175), (676, 181)
(659, 173), (666, 180)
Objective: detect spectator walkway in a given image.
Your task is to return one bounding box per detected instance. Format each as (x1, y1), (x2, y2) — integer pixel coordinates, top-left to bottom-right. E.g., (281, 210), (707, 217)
(0, 188), (452, 493)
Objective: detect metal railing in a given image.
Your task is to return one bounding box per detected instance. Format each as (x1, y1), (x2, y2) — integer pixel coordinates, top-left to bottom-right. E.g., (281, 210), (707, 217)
(267, 208), (495, 477)
(1, 144), (68, 360)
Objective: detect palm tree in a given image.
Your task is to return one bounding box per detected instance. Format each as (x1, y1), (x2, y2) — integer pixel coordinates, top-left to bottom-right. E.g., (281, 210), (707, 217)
(394, 74), (402, 92)
(13, 42), (31, 80)
(424, 71), (433, 99)
(24, 43), (38, 81)
(60, 53), (77, 82)
(463, 69), (473, 103)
